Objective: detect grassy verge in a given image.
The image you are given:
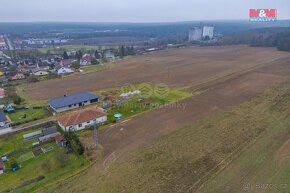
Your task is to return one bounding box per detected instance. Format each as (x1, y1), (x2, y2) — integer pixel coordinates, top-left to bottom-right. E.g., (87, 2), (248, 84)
(80, 64), (106, 72)
(39, 80), (289, 193)
(6, 107), (48, 124)
(38, 45), (117, 54)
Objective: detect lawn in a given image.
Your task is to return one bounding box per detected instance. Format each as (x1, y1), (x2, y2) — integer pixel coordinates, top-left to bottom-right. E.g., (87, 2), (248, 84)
(6, 107), (48, 125)
(80, 64), (106, 72)
(95, 83), (191, 122)
(0, 143), (89, 192)
(17, 152), (34, 162)
(0, 128), (41, 155)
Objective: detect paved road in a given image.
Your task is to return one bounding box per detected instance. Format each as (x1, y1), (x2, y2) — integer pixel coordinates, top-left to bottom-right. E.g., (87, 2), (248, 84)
(4, 34), (14, 50)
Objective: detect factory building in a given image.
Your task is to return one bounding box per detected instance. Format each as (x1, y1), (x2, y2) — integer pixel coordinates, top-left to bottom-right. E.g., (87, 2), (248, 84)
(188, 26), (214, 41)
(202, 26), (214, 39)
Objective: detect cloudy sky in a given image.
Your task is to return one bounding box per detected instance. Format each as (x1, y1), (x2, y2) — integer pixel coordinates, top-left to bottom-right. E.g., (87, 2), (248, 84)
(0, 0), (289, 22)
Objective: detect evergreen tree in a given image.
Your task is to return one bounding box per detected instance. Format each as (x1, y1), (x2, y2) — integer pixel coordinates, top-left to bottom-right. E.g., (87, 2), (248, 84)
(95, 50), (100, 59)
(63, 51), (69, 59)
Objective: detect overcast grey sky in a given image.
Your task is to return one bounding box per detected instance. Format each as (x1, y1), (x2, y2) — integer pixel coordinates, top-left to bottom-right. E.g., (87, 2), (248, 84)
(0, 0), (289, 22)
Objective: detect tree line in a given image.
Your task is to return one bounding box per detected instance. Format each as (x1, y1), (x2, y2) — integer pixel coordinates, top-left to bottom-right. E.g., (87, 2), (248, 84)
(217, 27), (290, 52)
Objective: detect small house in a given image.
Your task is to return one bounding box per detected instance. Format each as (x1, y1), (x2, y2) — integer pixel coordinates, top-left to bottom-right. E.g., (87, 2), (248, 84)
(7, 71), (25, 81)
(32, 68), (50, 76)
(0, 112), (10, 129)
(57, 107), (107, 131)
(57, 67), (74, 75)
(103, 51), (115, 61)
(0, 88), (5, 98)
(80, 55), (91, 66)
(60, 59), (72, 67)
(55, 135), (66, 147)
(0, 159), (5, 175)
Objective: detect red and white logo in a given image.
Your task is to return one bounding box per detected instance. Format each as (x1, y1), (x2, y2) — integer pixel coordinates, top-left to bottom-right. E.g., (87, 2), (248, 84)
(249, 9), (277, 22)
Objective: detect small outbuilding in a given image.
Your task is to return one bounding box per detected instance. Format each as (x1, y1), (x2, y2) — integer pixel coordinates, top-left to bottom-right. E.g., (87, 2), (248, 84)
(55, 135), (66, 147)
(23, 130), (43, 141)
(42, 126), (58, 136)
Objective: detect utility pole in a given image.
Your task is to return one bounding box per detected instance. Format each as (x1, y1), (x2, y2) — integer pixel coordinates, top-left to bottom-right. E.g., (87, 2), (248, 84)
(94, 119), (98, 150)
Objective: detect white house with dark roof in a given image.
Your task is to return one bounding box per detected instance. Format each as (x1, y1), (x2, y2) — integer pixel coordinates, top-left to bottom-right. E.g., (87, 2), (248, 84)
(0, 112), (10, 129)
(57, 67), (74, 75)
(48, 92), (101, 113)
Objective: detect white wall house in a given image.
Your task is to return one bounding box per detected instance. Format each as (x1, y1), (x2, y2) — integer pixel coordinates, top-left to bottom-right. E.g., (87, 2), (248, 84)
(57, 107), (107, 132)
(48, 92), (101, 113)
(57, 67), (74, 75)
(0, 112), (10, 129)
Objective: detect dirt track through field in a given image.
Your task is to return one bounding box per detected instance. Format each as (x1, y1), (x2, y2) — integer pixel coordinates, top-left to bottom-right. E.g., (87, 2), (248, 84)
(25, 45), (289, 100)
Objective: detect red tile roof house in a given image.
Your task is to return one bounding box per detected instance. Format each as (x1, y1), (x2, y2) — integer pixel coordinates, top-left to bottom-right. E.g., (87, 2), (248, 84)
(56, 107), (107, 132)
(7, 71), (25, 81)
(60, 59), (72, 67)
(0, 88), (5, 99)
(55, 134), (67, 147)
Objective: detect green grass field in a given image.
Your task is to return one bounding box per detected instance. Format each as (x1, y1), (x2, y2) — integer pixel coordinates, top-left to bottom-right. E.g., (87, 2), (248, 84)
(0, 143), (89, 192)
(38, 45), (117, 54)
(0, 128), (41, 155)
(39, 80), (290, 193)
(95, 83), (191, 122)
(6, 108), (48, 124)
(80, 64), (106, 72)
(17, 152), (34, 163)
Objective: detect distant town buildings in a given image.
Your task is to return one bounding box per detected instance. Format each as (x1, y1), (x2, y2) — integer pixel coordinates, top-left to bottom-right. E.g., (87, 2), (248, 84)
(189, 26), (214, 41)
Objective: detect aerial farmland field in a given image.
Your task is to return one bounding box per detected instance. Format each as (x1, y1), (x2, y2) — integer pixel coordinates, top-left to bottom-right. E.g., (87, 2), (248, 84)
(23, 45), (290, 100)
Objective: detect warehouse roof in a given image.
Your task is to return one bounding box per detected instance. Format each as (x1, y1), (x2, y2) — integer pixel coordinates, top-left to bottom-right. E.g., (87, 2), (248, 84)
(48, 92), (100, 109)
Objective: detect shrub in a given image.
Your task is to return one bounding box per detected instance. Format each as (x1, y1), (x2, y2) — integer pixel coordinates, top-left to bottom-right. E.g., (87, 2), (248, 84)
(9, 157), (18, 168)
(27, 75), (39, 83)
(41, 160), (51, 172)
(64, 132), (85, 155)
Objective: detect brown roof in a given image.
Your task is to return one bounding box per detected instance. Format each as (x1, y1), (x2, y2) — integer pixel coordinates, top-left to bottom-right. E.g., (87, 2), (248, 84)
(55, 134), (65, 143)
(57, 107), (107, 127)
